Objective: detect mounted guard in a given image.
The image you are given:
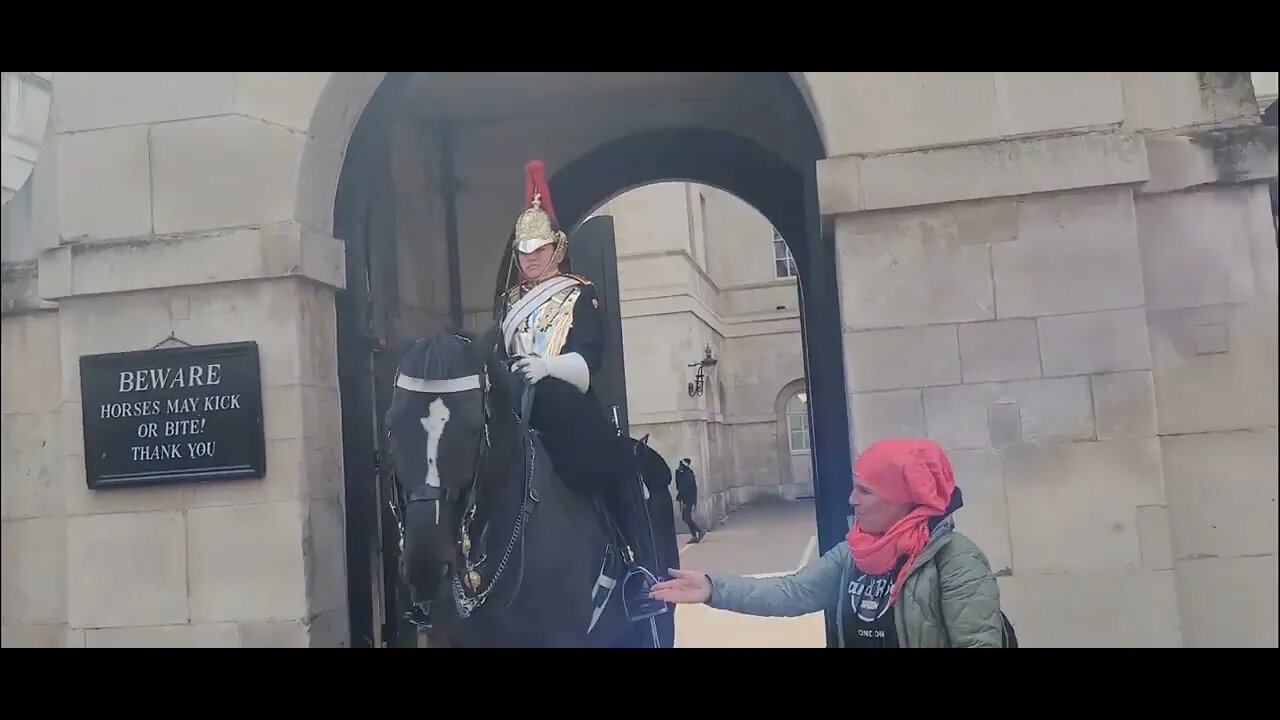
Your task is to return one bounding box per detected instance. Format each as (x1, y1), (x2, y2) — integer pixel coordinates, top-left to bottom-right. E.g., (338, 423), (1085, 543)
(498, 160), (667, 622)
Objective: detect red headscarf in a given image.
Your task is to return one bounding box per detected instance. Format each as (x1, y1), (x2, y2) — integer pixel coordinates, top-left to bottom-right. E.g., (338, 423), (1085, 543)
(846, 437), (956, 604)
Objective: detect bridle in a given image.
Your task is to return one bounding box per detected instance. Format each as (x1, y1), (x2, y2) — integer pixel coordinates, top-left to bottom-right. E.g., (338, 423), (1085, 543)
(389, 337), (539, 620)
(391, 356), (491, 507)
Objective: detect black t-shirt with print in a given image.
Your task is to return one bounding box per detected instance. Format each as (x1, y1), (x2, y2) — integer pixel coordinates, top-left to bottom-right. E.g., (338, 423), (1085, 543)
(841, 557), (908, 648)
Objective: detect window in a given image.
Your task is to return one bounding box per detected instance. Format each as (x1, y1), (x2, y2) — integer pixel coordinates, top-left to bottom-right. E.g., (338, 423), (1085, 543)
(773, 228), (797, 279)
(786, 391), (810, 453)
(2, 73), (51, 145)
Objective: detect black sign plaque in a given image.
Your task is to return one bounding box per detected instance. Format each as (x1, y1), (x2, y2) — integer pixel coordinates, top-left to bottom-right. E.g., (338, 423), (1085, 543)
(79, 341), (266, 489)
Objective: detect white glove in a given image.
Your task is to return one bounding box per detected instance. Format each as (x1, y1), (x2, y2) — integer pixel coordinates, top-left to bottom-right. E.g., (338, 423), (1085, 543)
(515, 356), (550, 384)
(514, 353), (590, 393)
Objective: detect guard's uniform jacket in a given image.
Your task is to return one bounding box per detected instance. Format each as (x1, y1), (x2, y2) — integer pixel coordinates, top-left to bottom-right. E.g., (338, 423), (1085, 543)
(501, 275), (622, 495)
(504, 274), (604, 381)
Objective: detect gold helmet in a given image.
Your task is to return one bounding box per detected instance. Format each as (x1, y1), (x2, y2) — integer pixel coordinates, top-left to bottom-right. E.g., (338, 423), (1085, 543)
(498, 160), (573, 313)
(513, 160), (567, 258)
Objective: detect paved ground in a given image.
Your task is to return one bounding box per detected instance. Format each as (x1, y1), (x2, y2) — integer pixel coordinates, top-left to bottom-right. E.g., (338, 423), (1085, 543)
(669, 497), (827, 648)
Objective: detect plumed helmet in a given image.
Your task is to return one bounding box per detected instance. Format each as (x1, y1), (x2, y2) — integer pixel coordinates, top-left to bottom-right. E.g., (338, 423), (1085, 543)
(512, 160), (567, 255)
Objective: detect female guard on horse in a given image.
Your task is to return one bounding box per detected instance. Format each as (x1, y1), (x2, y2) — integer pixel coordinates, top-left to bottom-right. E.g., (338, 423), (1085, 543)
(383, 161), (671, 647)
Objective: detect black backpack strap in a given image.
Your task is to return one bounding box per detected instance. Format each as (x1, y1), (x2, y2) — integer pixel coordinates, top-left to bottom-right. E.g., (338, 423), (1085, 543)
(1000, 610), (1019, 648)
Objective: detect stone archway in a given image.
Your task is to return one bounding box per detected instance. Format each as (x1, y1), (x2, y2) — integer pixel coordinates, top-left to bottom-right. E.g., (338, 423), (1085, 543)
(549, 127), (811, 241)
(295, 72), (838, 238)
(312, 72), (845, 647)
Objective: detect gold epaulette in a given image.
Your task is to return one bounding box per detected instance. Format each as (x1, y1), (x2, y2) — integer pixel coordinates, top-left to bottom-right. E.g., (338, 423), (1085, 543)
(562, 273), (593, 286)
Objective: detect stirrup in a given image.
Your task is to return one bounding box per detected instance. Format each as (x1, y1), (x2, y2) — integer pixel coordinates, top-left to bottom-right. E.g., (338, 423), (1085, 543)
(621, 564), (669, 622)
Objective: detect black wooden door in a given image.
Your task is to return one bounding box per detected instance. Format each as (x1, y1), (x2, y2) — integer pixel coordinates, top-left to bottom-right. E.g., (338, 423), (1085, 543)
(567, 215), (630, 437)
(333, 73), (416, 649)
(335, 138), (380, 649)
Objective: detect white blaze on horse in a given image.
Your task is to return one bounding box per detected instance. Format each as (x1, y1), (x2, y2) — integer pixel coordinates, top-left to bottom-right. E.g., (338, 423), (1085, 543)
(419, 398), (450, 523)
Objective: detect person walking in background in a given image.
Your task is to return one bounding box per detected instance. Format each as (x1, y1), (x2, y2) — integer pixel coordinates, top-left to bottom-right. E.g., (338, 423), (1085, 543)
(650, 438), (1014, 647)
(675, 458), (706, 543)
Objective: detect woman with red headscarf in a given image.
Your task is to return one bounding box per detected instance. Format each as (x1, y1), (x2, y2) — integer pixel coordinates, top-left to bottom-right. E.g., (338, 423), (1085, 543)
(650, 437), (1011, 647)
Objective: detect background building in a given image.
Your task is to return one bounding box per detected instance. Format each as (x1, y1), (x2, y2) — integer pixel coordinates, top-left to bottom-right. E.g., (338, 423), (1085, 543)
(604, 184), (811, 528)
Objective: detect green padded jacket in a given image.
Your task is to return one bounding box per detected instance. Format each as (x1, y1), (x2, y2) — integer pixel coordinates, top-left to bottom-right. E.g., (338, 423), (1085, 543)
(705, 517), (1005, 647)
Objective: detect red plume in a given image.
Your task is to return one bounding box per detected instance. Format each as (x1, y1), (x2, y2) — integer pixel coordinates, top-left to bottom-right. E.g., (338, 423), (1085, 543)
(523, 160), (557, 226)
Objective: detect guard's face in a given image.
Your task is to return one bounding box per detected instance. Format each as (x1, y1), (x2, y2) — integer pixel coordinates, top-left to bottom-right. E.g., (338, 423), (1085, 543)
(518, 244), (556, 279)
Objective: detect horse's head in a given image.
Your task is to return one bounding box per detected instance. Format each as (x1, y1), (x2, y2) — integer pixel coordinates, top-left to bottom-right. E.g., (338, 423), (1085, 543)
(385, 325), (512, 610)
(386, 326), (508, 499)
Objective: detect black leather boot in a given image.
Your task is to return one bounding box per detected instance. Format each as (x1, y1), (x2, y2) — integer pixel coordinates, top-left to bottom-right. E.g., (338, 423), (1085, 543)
(605, 457), (668, 622)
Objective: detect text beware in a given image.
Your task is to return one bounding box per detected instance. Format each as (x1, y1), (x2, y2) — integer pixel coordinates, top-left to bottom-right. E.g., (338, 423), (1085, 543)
(118, 364), (222, 393)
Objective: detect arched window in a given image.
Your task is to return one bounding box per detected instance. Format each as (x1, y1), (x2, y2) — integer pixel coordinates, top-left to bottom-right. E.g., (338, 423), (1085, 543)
(773, 228), (797, 279)
(775, 379), (815, 500)
(786, 390), (810, 453)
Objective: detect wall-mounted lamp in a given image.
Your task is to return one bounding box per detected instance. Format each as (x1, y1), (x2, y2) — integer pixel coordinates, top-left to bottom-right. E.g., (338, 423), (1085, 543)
(687, 344), (718, 397)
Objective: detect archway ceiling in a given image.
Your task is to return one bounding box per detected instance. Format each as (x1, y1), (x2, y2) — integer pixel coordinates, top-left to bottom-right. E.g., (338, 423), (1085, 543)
(401, 72), (794, 175)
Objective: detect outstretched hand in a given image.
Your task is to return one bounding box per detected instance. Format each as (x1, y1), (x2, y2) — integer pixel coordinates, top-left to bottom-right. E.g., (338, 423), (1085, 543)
(649, 568), (712, 605)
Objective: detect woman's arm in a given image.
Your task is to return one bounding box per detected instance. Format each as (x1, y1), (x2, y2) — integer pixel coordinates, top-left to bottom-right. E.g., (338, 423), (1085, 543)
(706, 542), (848, 617)
(936, 537), (1004, 647)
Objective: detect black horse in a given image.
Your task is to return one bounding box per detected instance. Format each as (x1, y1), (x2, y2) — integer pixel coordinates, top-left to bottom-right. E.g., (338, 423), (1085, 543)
(384, 325), (679, 648)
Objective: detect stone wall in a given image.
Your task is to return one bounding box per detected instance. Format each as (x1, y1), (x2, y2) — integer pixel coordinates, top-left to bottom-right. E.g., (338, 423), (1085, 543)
(819, 72), (1277, 648)
(3, 280), (350, 648)
(1136, 181), (1277, 647)
(1, 73), (352, 647)
(1, 307), (66, 647)
(2, 107), (67, 646)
